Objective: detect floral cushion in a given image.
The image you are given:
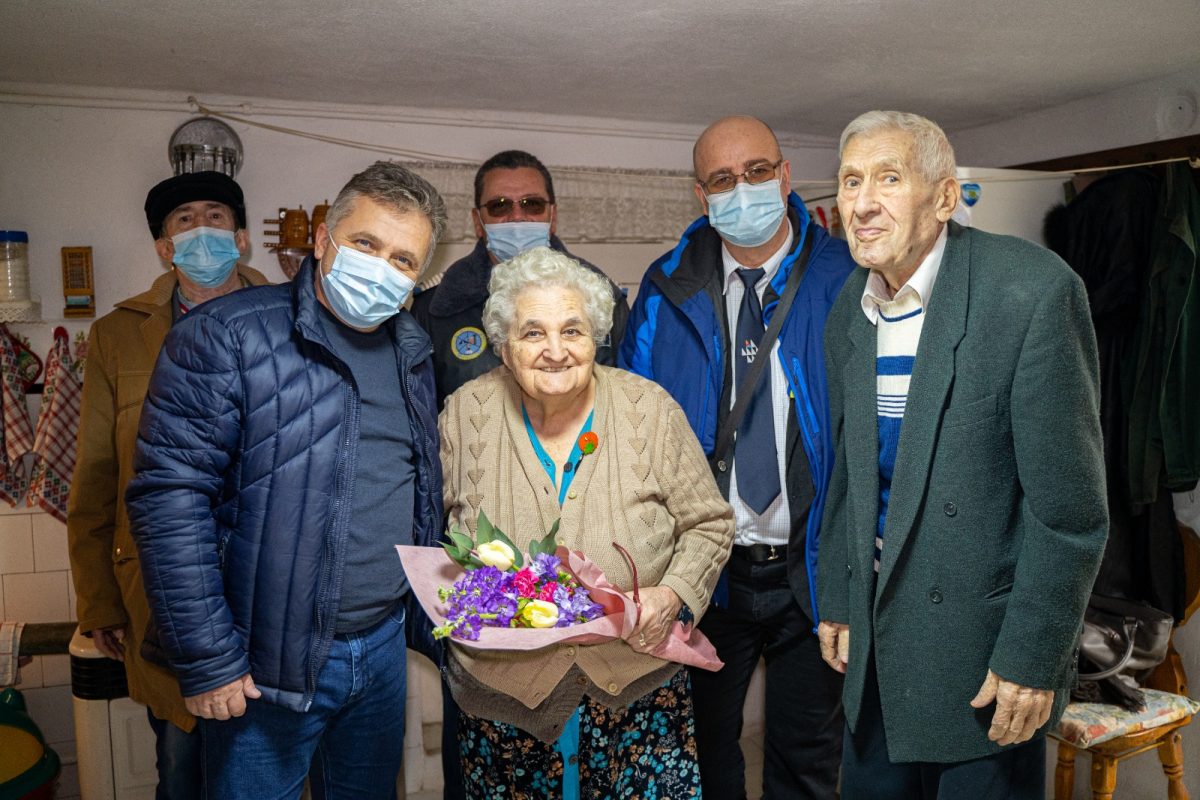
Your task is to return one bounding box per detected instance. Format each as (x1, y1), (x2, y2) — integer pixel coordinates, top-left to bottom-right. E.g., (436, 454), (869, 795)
(1053, 689), (1200, 748)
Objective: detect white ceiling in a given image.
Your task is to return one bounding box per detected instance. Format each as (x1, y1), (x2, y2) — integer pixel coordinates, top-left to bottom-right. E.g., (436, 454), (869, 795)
(2, 0), (1199, 137)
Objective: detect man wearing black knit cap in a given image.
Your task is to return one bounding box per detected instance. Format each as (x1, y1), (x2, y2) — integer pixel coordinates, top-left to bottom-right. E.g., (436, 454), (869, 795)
(67, 171), (268, 800)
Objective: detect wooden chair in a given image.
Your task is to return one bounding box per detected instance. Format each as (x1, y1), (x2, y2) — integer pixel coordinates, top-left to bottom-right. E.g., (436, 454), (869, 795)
(1053, 523), (1200, 800)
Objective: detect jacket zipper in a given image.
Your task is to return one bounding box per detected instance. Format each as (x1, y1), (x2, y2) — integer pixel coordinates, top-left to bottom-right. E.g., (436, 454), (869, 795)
(305, 364), (359, 709)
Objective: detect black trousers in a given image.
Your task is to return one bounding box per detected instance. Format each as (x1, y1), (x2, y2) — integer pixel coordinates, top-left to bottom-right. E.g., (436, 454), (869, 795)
(690, 554), (844, 799)
(441, 680), (466, 799)
(842, 653), (1046, 800)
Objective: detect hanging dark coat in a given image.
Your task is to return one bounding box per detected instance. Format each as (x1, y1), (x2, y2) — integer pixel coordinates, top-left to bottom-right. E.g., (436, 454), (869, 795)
(1045, 168), (1186, 619)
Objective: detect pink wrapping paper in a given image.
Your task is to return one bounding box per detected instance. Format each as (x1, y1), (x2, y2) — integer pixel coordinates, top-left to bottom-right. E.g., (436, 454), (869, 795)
(396, 544), (723, 671)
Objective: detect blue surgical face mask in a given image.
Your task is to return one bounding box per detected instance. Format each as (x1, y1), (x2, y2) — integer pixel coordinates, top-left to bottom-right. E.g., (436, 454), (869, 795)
(483, 221), (551, 262)
(705, 179), (788, 248)
(320, 236), (416, 329)
(170, 226), (241, 287)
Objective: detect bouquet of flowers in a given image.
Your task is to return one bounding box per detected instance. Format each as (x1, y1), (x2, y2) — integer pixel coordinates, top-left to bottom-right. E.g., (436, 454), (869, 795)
(396, 511), (723, 671)
(432, 512), (604, 640)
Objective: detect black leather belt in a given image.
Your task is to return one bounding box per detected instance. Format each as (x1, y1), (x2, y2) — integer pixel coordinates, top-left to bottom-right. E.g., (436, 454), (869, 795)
(732, 543), (787, 563)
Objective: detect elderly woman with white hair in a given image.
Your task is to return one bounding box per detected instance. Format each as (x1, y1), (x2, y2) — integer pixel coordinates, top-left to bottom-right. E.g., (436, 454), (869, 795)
(438, 246), (734, 798)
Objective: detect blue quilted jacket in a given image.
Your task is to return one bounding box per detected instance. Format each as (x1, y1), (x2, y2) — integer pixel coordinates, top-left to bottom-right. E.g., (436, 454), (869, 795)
(126, 257), (443, 711)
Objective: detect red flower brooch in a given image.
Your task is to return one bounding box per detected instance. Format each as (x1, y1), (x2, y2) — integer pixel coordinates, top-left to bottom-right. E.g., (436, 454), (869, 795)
(577, 431), (599, 456)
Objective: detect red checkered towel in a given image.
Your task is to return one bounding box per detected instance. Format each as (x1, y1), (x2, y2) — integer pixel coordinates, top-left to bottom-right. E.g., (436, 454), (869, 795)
(27, 328), (82, 523)
(0, 324), (34, 506)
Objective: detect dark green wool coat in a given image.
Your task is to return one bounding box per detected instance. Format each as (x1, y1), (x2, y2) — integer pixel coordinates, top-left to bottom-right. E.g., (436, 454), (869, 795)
(818, 222), (1108, 763)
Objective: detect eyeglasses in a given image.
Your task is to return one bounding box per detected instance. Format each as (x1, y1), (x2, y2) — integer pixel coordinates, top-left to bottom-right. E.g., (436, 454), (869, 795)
(698, 160), (784, 195)
(478, 196), (552, 218)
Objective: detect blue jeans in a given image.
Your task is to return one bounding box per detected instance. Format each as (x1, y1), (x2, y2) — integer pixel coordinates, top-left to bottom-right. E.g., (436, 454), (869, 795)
(145, 708), (202, 800)
(200, 604), (408, 800)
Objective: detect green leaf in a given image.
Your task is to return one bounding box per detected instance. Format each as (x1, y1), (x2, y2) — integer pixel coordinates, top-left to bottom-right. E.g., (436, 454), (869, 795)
(476, 509), (495, 544)
(531, 519), (561, 557)
(440, 540), (471, 568)
(528, 537), (546, 558)
(438, 534), (464, 557)
(448, 530), (475, 553)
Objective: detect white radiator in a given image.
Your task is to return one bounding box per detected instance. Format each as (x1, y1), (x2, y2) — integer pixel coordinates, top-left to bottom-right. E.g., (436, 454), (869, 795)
(69, 627), (157, 800)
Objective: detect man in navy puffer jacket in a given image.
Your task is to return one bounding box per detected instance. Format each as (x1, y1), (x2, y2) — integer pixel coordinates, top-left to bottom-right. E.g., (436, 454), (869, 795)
(126, 162), (447, 799)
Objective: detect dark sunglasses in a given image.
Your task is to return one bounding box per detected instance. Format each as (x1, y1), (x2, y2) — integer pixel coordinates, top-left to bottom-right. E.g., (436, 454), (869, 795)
(479, 196), (551, 217)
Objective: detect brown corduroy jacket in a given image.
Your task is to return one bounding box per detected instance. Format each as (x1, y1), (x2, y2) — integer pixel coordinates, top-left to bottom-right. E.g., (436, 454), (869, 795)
(66, 265), (269, 732)
(440, 365), (734, 713)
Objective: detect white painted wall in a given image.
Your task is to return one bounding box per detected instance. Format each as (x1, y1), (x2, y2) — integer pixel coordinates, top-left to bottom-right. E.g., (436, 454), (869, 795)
(4, 85), (1199, 799)
(953, 63), (1200, 168)
(0, 85), (841, 316)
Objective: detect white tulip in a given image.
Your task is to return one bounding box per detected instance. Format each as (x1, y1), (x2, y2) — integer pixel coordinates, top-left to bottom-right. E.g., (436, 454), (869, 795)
(477, 540), (515, 571)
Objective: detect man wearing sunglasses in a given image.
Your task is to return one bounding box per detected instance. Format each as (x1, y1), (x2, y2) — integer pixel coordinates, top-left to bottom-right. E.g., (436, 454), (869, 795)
(413, 149), (629, 406)
(620, 116), (856, 799)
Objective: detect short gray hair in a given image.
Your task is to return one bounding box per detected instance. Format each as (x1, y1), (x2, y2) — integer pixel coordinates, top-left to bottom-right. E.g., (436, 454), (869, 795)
(482, 247), (615, 350)
(325, 161), (449, 271)
(838, 111), (957, 183)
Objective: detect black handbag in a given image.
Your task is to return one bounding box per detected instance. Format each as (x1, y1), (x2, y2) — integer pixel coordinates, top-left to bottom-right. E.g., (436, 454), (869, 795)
(1072, 594), (1174, 711)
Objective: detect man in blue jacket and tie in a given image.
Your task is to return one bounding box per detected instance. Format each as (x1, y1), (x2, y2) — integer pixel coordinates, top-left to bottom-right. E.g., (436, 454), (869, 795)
(621, 115), (856, 799)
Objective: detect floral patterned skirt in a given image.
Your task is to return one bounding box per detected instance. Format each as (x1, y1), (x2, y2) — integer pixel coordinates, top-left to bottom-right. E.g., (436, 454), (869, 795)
(458, 668), (702, 799)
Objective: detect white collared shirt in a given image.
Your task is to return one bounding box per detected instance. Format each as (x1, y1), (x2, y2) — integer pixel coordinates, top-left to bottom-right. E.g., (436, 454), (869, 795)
(721, 224), (794, 547)
(860, 225), (949, 325)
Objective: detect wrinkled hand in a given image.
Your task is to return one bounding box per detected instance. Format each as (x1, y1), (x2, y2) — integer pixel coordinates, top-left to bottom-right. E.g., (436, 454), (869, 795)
(970, 670), (1053, 746)
(88, 626), (127, 662)
(184, 674), (261, 721)
(628, 586), (683, 653)
(817, 621), (850, 673)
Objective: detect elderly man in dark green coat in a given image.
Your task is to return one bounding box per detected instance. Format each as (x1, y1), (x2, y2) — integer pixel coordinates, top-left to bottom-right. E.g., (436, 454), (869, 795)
(817, 110), (1107, 800)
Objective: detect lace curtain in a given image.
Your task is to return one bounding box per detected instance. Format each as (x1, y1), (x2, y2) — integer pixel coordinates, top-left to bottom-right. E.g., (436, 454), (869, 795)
(402, 161), (699, 243)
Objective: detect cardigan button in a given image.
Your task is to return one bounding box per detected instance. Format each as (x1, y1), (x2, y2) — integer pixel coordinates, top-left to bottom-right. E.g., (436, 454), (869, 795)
(567, 490), (577, 500)
(943, 502), (957, 517)
(576, 675), (588, 687)
(607, 682), (619, 694)
(566, 646), (576, 657)
(929, 589), (943, 604)
(717, 460), (728, 472)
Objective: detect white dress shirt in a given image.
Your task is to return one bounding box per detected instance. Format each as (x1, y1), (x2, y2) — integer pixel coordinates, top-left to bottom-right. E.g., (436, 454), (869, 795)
(860, 225), (948, 325)
(721, 224), (794, 547)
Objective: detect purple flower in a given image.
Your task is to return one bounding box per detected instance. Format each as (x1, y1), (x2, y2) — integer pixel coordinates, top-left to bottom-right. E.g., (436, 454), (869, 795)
(552, 583), (604, 626)
(530, 553), (561, 580)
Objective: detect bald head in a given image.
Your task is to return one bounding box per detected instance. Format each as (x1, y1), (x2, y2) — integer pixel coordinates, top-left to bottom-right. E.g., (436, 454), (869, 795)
(693, 115), (782, 179)
(690, 115), (792, 256)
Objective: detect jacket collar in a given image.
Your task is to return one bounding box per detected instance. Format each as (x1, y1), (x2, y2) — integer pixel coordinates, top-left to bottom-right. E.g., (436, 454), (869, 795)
(426, 235), (575, 318)
(116, 264), (269, 354)
(292, 255), (432, 363)
(653, 192), (813, 308)
(115, 263), (268, 315)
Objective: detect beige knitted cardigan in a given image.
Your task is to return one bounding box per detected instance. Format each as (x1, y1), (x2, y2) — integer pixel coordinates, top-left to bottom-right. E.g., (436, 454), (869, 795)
(439, 365), (734, 709)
